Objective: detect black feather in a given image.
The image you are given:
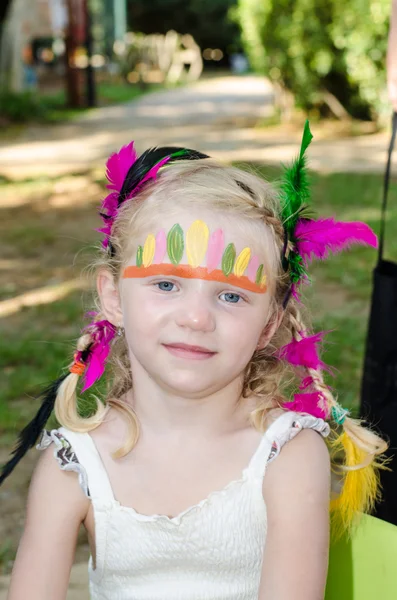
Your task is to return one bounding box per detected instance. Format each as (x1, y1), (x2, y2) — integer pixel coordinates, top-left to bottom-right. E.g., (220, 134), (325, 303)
(0, 374), (68, 486)
(119, 146), (209, 206)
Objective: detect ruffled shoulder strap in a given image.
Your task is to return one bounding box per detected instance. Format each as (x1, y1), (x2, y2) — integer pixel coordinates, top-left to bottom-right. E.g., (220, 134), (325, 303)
(248, 410), (331, 479)
(36, 427), (115, 503)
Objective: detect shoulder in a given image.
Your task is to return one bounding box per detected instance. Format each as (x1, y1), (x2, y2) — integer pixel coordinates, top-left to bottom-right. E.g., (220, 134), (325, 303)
(263, 425), (331, 515)
(31, 439), (90, 522)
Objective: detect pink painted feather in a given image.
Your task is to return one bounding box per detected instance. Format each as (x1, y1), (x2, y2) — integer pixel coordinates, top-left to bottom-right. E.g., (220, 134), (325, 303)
(206, 229), (224, 272)
(278, 331), (331, 373)
(154, 229), (167, 263)
(295, 217), (378, 266)
(283, 392), (329, 420)
(106, 141), (137, 192)
(247, 255), (260, 283)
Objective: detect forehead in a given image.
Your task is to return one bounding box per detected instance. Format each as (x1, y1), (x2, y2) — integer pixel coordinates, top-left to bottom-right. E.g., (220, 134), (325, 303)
(131, 209), (271, 262)
(121, 208), (278, 294)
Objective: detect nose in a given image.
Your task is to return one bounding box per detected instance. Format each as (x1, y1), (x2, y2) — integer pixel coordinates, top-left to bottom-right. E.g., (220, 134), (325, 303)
(175, 292), (216, 333)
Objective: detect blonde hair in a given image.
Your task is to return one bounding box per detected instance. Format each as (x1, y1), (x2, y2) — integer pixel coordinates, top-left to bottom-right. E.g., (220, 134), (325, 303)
(54, 157), (389, 539)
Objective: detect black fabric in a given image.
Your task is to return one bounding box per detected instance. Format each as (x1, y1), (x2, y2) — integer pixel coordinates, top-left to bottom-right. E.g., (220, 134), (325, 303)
(360, 112), (397, 525)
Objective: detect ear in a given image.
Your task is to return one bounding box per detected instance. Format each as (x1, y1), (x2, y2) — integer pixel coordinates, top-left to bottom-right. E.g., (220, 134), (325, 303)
(97, 269), (123, 325)
(257, 307), (284, 351)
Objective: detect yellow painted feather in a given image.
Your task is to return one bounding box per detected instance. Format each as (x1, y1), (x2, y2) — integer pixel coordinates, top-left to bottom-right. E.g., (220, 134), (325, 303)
(142, 234), (156, 267)
(260, 273), (267, 288)
(328, 431), (381, 541)
(186, 220), (209, 267)
(234, 247), (251, 277)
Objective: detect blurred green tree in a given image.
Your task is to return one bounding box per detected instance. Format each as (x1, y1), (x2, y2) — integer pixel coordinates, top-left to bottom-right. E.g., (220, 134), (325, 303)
(234, 0), (390, 120)
(128, 0), (242, 56)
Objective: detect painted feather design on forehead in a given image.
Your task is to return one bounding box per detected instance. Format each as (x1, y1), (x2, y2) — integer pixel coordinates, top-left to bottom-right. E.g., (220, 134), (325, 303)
(123, 220), (268, 293)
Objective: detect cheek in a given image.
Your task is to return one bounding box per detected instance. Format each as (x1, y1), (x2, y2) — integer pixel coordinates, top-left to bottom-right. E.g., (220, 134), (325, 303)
(121, 287), (168, 335)
(221, 309), (263, 348)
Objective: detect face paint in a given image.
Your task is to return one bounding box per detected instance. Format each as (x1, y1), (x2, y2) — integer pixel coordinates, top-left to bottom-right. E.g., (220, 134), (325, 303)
(122, 220), (268, 293)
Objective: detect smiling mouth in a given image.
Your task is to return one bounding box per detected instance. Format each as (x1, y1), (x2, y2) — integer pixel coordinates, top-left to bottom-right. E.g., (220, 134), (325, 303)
(162, 343), (217, 360)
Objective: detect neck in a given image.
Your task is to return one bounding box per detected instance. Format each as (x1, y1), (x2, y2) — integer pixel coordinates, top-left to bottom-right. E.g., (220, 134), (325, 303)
(123, 362), (253, 439)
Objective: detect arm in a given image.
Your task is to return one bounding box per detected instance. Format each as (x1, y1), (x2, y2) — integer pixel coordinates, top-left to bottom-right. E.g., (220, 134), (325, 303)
(7, 445), (90, 600)
(387, 0), (397, 111)
(258, 429), (331, 600)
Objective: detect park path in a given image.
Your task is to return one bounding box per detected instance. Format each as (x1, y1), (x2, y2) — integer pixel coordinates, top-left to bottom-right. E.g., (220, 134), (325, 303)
(0, 74), (396, 180)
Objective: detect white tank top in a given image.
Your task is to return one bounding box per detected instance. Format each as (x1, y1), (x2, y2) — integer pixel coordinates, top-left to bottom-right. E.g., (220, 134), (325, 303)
(36, 410), (330, 600)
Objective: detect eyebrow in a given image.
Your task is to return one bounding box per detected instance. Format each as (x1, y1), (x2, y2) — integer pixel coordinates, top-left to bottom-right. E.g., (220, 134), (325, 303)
(122, 264), (267, 294)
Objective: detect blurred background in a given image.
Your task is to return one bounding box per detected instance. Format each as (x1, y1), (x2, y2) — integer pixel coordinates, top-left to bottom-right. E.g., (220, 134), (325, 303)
(1, 0), (397, 596)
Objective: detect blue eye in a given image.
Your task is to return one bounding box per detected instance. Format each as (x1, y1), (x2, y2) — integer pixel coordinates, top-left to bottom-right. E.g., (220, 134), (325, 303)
(156, 281), (175, 292)
(221, 292), (242, 304)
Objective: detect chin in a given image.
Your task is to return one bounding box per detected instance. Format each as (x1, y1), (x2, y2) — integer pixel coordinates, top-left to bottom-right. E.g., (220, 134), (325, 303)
(157, 372), (227, 398)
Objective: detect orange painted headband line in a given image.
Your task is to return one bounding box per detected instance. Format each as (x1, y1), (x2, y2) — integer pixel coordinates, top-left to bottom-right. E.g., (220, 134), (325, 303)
(122, 264), (268, 294)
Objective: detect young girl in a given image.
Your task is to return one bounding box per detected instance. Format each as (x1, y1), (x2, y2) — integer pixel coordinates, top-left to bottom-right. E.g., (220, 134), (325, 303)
(1, 122), (389, 600)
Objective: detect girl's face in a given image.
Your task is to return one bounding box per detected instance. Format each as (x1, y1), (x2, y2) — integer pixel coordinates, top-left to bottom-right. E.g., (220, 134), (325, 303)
(118, 210), (278, 398)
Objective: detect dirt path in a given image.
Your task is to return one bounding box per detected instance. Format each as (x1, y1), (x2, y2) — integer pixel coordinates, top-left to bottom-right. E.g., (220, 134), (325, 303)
(0, 74), (395, 180)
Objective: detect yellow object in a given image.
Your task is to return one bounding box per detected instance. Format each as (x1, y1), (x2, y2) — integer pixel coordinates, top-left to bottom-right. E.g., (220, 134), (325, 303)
(329, 431), (381, 541)
(186, 220), (209, 267)
(142, 234), (156, 267)
(234, 247), (251, 277)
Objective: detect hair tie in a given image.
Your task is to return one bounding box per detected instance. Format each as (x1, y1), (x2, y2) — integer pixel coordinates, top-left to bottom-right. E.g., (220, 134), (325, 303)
(331, 404), (350, 425)
(69, 353), (86, 376)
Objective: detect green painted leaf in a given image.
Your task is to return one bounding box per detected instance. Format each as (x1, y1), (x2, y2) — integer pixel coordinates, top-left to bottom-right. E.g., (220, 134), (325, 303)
(136, 245), (143, 267)
(255, 264), (264, 285)
(221, 243), (236, 277)
(167, 223), (184, 264)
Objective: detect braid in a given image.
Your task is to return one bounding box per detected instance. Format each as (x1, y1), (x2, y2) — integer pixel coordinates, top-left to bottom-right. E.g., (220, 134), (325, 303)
(286, 304), (335, 415)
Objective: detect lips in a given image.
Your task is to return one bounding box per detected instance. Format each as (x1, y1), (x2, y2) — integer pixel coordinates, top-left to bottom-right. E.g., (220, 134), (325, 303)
(163, 342), (216, 360)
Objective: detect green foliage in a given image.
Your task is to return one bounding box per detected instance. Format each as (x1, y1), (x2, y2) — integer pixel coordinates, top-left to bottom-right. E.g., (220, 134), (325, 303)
(127, 0), (242, 53)
(0, 91), (48, 122)
(235, 0), (390, 119)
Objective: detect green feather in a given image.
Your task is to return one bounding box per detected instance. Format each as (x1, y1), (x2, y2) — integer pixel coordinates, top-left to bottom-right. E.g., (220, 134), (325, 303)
(288, 251), (308, 284)
(280, 120), (314, 238)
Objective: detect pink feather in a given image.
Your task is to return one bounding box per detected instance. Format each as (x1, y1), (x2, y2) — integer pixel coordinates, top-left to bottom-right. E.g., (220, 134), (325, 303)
(79, 317), (117, 392)
(295, 218), (378, 266)
(95, 224), (112, 248)
(278, 331), (331, 373)
(99, 148), (171, 248)
(106, 141), (137, 192)
(100, 191), (118, 215)
(283, 392), (329, 420)
(206, 229), (224, 272)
